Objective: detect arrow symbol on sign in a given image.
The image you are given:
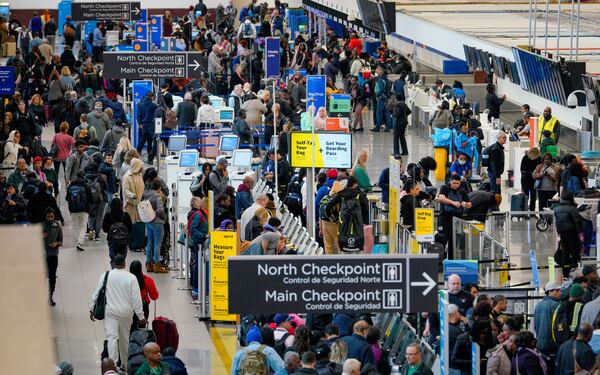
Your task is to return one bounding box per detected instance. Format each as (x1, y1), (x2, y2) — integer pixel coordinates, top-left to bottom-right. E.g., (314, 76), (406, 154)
(133, 6), (141, 15)
(189, 60), (201, 71)
(411, 272), (436, 296)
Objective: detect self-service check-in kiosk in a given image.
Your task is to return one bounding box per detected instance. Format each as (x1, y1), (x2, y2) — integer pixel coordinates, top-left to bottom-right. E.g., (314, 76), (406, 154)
(176, 149), (200, 213)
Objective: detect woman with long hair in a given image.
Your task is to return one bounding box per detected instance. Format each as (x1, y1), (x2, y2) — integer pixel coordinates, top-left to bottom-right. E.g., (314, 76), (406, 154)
(0, 112), (12, 141)
(59, 65), (75, 92)
(351, 149), (372, 192)
(129, 260), (159, 329)
(29, 94), (46, 126)
(287, 324), (311, 357)
(119, 148), (141, 180)
(1, 130), (23, 178)
(114, 137), (134, 172)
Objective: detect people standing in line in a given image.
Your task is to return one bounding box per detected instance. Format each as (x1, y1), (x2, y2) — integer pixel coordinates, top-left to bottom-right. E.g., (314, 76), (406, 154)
(43, 207), (63, 306)
(84, 162), (107, 242)
(123, 157), (144, 223)
(129, 260), (159, 328)
(348, 75), (366, 132)
(102, 196), (132, 264)
(240, 194), (268, 241)
(142, 180), (168, 273)
(485, 83), (506, 122)
(1, 130), (24, 178)
(438, 175), (472, 259)
(187, 196), (209, 297)
(136, 92), (158, 164)
(351, 150), (372, 192)
(556, 323), (596, 374)
(90, 254), (146, 368)
(209, 158), (229, 198)
(520, 147), (541, 211)
(400, 343), (434, 375)
(92, 22), (106, 63)
(487, 131), (507, 194)
(341, 320), (375, 366)
(532, 152), (560, 210)
(554, 190), (584, 277)
(319, 181), (343, 255)
(392, 95), (411, 156)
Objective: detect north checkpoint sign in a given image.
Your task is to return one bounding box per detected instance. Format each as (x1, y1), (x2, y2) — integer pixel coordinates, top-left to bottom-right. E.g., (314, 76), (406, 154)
(72, 2), (142, 21)
(102, 52), (208, 80)
(228, 254), (439, 314)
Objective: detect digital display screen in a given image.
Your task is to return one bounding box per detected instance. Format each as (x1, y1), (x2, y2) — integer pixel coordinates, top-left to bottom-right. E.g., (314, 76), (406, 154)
(168, 135), (186, 152)
(219, 109), (234, 121)
(178, 150), (198, 168)
(219, 135), (239, 152)
(512, 47), (568, 106)
(463, 45), (472, 67)
(231, 149), (253, 167)
(582, 75), (600, 117)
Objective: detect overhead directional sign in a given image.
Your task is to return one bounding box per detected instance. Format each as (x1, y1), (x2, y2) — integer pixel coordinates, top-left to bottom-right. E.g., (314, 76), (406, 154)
(228, 254), (439, 314)
(102, 52), (208, 79)
(71, 2), (142, 21)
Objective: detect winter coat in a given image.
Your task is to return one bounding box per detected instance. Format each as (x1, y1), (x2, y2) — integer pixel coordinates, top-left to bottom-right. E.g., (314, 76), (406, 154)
(235, 183), (253, 219)
(487, 346), (512, 375)
(27, 191), (64, 224)
(88, 110), (111, 143)
(101, 125), (126, 153)
(554, 199), (583, 233)
(122, 159), (144, 223)
(43, 220), (63, 257)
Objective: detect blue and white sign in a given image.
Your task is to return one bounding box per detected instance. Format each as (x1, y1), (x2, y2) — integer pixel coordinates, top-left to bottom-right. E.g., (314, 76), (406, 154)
(443, 260), (478, 284)
(132, 40), (148, 51)
(135, 22), (148, 40)
(530, 250), (540, 287)
(139, 9), (148, 22)
(306, 75), (326, 116)
(150, 15), (163, 48)
(0, 67), (15, 95)
(439, 291), (449, 375)
(265, 37), (280, 78)
(132, 80), (153, 147)
(472, 342), (480, 375)
(288, 68), (307, 79)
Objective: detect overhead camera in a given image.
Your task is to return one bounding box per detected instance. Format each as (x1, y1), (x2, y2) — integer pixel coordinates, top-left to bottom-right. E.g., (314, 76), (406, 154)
(567, 90), (592, 109)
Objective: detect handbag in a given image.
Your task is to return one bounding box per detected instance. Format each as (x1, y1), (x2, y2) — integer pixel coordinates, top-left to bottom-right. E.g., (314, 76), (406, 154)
(92, 271), (109, 320)
(49, 143), (58, 158)
(533, 178), (542, 190)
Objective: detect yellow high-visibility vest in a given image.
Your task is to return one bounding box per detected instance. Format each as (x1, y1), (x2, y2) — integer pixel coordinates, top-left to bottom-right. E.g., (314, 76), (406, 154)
(538, 115), (558, 142)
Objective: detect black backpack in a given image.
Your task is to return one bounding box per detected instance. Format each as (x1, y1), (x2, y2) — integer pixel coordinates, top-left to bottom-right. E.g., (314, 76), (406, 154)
(274, 332), (290, 358)
(384, 77), (393, 98)
(87, 179), (103, 203)
(338, 194), (364, 252)
(481, 144), (494, 167)
(551, 301), (583, 345)
(285, 176), (303, 216)
(108, 221), (130, 248)
(127, 329), (156, 375)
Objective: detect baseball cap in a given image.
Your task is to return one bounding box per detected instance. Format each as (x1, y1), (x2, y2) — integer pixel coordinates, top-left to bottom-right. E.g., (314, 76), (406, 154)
(583, 264), (598, 276)
(274, 313), (292, 326)
(570, 283), (585, 298)
(544, 281), (560, 292)
(217, 158), (228, 167)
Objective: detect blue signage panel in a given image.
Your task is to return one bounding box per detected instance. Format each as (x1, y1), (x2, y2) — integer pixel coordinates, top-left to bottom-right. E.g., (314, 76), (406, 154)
(135, 22), (148, 40)
(0, 67), (15, 95)
(139, 8), (148, 22)
(443, 260), (478, 285)
(132, 40), (148, 51)
(306, 75), (326, 116)
(132, 80), (153, 147)
(150, 15), (163, 48)
(265, 37), (280, 78)
(529, 249), (540, 287)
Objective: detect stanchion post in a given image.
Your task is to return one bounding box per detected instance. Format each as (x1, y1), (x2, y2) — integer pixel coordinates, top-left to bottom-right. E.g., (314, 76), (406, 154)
(170, 183), (179, 271)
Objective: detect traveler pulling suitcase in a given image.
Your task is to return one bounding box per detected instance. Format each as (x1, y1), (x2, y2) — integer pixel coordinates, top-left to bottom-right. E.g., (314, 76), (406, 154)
(153, 303), (180, 352)
(129, 222), (146, 252)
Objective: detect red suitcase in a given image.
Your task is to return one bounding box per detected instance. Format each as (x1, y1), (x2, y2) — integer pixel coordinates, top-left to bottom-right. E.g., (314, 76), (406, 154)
(152, 316), (180, 352)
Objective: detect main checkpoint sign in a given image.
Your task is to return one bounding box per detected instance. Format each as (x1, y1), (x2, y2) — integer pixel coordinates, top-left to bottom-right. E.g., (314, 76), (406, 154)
(102, 52), (208, 80)
(228, 254), (439, 314)
(71, 2), (142, 21)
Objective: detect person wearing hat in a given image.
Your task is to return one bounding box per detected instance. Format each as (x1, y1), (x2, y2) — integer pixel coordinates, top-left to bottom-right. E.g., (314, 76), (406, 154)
(582, 265), (599, 303)
(554, 190), (584, 277)
(231, 324), (284, 374)
(315, 169), (339, 217)
(534, 281), (562, 360)
(273, 313), (296, 352)
(553, 283), (586, 344)
(57, 361), (74, 375)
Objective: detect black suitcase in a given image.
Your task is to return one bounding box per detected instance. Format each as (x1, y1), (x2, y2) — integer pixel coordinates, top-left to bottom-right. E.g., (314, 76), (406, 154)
(510, 192), (528, 212)
(129, 222), (146, 251)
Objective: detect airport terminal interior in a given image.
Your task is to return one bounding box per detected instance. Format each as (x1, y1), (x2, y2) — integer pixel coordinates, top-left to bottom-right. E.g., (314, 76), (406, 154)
(3, 0), (600, 374)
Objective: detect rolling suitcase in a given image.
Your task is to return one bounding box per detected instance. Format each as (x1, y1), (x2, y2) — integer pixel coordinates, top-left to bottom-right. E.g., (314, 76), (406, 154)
(510, 192), (528, 212)
(152, 316), (180, 352)
(129, 222), (146, 251)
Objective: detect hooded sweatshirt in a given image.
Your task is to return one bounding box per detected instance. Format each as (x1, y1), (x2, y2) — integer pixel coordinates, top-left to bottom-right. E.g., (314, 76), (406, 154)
(236, 183), (253, 219)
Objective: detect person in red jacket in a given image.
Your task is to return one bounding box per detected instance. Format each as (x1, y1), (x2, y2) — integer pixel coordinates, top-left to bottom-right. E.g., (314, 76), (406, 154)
(347, 32), (362, 55)
(130, 260), (159, 328)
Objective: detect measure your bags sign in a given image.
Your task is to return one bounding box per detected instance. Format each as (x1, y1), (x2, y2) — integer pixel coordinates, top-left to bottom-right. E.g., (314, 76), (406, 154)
(228, 255), (438, 314)
(289, 132), (352, 169)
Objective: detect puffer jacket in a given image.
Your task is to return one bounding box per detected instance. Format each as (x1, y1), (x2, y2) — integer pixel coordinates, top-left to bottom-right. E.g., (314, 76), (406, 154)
(554, 198), (583, 233)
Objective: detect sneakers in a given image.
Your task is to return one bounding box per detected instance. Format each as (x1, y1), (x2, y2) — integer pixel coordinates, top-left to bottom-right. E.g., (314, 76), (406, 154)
(94, 236), (100, 242)
(76, 245), (85, 251)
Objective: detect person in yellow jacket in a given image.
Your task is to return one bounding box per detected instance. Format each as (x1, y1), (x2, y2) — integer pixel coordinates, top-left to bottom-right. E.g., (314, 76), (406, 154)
(538, 106), (561, 143)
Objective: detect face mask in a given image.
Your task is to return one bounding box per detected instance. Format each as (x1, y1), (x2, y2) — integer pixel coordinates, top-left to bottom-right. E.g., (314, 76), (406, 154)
(458, 160), (466, 165)
(544, 114), (551, 120)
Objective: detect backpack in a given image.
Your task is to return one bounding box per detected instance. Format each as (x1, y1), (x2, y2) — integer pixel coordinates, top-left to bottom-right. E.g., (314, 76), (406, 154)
(67, 184), (88, 213)
(442, 188), (464, 216)
(164, 108), (178, 130)
(138, 199), (156, 223)
(127, 329), (156, 375)
(551, 301), (583, 345)
(338, 194), (364, 252)
(385, 94), (398, 113)
(186, 209), (208, 242)
(108, 222), (130, 248)
(31, 140), (48, 159)
(319, 193), (338, 222)
(238, 315), (260, 346)
(243, 22), (253, 37)
(274, 332), (290, 358)
(481, 144), (493, 167)
(284, 176), (303, 216)
(239, 345), (269, 375)
(384, 78), (393, 98)
(87, 179), (103, 203)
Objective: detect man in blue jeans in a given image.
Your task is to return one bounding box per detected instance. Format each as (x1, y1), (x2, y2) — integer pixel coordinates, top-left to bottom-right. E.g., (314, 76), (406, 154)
(142, 180), (168, 273)
(488, 131), (507, 194)
(371, 66), (392, 132)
